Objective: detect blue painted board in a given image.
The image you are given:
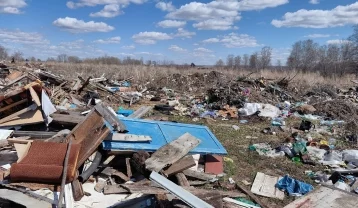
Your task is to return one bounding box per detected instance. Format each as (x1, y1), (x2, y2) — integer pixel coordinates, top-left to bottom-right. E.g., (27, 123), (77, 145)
(102, 117), (227, 155)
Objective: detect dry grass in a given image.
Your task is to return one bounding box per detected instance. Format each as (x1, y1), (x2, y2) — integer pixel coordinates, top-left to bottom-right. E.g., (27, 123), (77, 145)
(45, 62), (356, 89)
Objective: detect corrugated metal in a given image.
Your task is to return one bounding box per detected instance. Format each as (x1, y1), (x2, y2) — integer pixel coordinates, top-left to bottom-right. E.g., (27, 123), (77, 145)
(102, 117), (227, 155)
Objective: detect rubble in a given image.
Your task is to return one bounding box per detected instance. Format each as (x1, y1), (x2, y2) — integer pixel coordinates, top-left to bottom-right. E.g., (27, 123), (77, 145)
(0, 63), (358, 207)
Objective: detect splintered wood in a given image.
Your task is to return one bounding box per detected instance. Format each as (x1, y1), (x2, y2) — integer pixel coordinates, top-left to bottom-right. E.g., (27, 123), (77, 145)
(145, 133), (201, 172)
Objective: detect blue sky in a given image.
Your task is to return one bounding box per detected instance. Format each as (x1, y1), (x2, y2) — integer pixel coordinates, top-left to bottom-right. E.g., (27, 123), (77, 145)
(0, 0), (357, 65)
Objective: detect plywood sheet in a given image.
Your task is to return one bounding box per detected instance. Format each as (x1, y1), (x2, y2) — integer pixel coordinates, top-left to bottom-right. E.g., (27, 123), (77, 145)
(251, 172), (285, 200)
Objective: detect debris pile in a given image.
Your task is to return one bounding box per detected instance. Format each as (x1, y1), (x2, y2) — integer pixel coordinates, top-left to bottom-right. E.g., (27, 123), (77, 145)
(1, 63), (358, 207)
(0, 64), (268, 208)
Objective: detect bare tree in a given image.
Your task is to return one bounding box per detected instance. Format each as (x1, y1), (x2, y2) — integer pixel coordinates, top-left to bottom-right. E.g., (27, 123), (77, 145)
(68, 56), (81, 63)
(260, 46), (272, 69)
(57, 54), (68, 63)
(249, 52), (258, 70)
(287, 41), (302, 70)
(243, 54), (249, 68)
(12, 51), (24, 62)
(47, 57), (56, 62)
(0, 45), (8, 60)
(226, 54), (234, 69)
(234, 55), (241, 69)
(276, 60), (282, 69)
(215, 59), (224, 67)
(29, 57), (36, 62)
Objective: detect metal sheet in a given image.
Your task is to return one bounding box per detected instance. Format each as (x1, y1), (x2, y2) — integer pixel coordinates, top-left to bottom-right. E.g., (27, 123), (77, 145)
(0, 129), (13, 140)
(150, 171), (214, 208)
(102, 117), (227, 155)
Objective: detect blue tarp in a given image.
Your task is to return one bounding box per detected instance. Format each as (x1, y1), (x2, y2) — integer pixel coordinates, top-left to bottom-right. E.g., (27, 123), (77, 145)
(102, 117), (227, 155)
(276, 175), (313, 196)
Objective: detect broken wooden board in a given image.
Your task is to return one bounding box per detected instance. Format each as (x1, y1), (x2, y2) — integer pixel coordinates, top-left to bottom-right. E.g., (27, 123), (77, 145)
(94, 102), (126, 132)
(128, 106), (152, 118)
(103, 184), (128, 195)
(106, 133), (152, 142)
(28, 86), (41, 107)
(0, 109), (43, 127)
(284, 186), (357, 208)
(145, 133), (201, 172)
(64, 109), (110, 168)
(0, 99), (28, 113)
(163, 155), (196, 176)
(51, 113), (84, 126)
(0, 103), (38, 125)
(236, 183), (270, 208)
(183, 169), (216, 181)
(251, 172), (284, 200)
(205, 155), (223, 175)
(119, 184), (245, 198)
(175, 173), (190, 187)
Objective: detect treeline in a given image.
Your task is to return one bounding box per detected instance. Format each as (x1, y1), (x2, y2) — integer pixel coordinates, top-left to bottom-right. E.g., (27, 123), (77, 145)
(214, 46), (275, 70)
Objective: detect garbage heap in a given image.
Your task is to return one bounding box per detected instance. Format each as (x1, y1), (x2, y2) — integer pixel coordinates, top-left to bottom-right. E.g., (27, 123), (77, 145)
(0, 65), (270, 208)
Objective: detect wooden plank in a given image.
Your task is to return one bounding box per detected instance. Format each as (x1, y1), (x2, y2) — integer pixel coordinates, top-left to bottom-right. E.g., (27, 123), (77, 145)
(94, 102), (126, 132)
(112, 170), (130, 182)
(13, 131), (56, 138)
(175, 173), (190, 186)
(236, 183), (270, 208)
(51, 113), (84, 126)
(7, 138), (32, 144)
(145, 133), (201, 172)
(284, 186), (357, 208)
(163, 155), (196, 176)
(0, 109), (44, 127)
(0, 99), (28, 113)
(0, 103), (37, 124)
(28, 86), (41, 106)
(155, 194), (171, 208)
(126, 158), (132, 178)
(107, 133), (152, 142)
(128, 106), (153, 118)
(103, 184), (128, 195)
(71, 178), (84, 201)
(121, 184), (168, 195)
(183, 169), (216, 181)
(205, 155), (223, 175)
(195, 191), (223, 208)
(251, 172), (284, 200)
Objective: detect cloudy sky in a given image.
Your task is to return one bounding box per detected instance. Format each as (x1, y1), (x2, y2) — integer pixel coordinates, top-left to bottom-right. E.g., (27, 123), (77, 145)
(0, 0), (357, 65)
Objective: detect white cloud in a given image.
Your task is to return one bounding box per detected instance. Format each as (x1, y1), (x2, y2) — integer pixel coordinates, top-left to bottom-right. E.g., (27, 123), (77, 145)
(66, 0), (147, 9)
(136, 52), (163, 56)
(53, 17), (114, 33)
(193, 18), (238, 30)
(272, 2), (358, 28)
(122, 45), (135, 49)
(169, 45), (187, 52)
(203, 33), (259, 48)
(237, 0), (288, 11)
(0, 29), (49, 45)
(93, 36), (121, 44)
(166, 1), (241, 31)
(174, 28), (195, 38)
(309, 0), (319, 4)
(326, 39), (352, 45)
(194, 47), (213, 53)
(90, 4), (122, 18)
(202, 38), (220, 43)
(0, 0), (27, 14)
(304, 34), (330, 38)
(156, 1), (175, 12)
(157, 20), (186, 28)
(132, 31), (172, 44)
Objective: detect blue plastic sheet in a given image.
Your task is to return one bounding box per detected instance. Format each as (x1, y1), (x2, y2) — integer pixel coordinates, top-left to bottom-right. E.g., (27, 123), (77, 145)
(276, 175), (313, 196)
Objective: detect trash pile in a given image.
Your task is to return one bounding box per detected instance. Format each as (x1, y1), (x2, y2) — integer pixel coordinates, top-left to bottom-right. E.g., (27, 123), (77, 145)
(0, 65), (276, 208)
